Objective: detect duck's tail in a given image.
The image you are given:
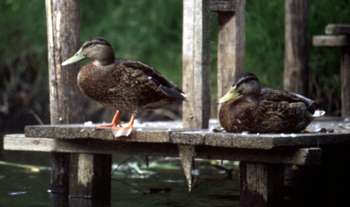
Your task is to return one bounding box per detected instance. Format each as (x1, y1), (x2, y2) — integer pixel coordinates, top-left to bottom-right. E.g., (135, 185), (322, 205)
(160, 85), (187, 102)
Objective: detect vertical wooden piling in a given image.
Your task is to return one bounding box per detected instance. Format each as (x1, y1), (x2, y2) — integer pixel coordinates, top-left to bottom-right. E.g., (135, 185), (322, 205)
(69, 154), (111, 202)
(182, 0), (211, 129)
(341, 47), (350, 117)
(240, 162), (285, 207)
(215, 0), (246, 100)
(284, 0), (309, 94)
(46, 0), (112, 202)
(46, 0), (82, 194)
(313, 24), (350, 117)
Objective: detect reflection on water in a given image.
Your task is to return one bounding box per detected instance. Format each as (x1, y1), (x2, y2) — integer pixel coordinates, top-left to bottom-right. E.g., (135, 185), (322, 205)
(0, 152), (240, 207)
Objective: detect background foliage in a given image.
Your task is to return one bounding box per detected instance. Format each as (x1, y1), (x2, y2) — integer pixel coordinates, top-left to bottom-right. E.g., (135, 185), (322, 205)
(0, 0), (349, 131)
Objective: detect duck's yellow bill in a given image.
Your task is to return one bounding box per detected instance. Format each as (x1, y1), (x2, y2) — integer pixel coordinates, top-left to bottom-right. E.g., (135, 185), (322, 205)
(62, 48), (85, 66)
(218, 86), (241, 104)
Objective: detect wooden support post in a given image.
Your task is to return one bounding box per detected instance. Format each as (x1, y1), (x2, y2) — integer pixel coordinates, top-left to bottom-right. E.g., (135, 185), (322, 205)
(284, 0), (309, 94)
(341, 47), (350, 117)
(46, 0), (82, 194)
(313, 24), (350, 117)
(69, 154), (111, 202)
(178, 145), (196, 192)
(182, 0), (211, 129)
(319, 145), (350, 207)
(240, 162), (284, 207)
(215, 0), (246, 100)
(46, 0), (111, 201)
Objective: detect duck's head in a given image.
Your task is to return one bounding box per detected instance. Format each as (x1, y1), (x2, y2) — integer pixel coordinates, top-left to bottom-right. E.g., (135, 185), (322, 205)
(62, 37), (115, 66)
(218, 72), (261, 104)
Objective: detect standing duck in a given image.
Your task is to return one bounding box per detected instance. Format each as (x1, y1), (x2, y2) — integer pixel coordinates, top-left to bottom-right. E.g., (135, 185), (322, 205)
(62, 37), (185, 137)
(218, 72), (324, 133)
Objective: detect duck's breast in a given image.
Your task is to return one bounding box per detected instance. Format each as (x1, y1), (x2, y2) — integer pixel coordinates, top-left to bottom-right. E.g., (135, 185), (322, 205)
(219, 98), (257, 133)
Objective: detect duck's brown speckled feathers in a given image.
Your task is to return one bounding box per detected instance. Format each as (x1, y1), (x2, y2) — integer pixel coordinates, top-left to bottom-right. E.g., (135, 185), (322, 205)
(78, 59), (185, 114)
(219, 73), (319, 133)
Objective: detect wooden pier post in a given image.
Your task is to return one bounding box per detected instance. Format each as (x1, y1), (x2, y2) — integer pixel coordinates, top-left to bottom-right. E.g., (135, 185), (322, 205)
(313, 24), (350, 117)
(284, 0), (309, 94)
(210, 0), (246, 101)
(46, 0), (111, 202)
(46, 0), (82, 194)
(182, 0), (211, 129)
(240, 162), (284, 207)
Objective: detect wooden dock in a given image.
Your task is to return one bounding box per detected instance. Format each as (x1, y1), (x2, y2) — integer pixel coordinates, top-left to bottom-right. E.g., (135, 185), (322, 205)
(3, 0), (349, 206)
(4, 120), (350, 206)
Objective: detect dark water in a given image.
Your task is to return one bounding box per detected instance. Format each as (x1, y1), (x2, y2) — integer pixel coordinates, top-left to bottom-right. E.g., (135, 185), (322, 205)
(0, 151), (240, 207)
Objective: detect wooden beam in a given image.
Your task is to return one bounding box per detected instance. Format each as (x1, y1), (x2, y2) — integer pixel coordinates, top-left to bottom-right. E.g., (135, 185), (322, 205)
(209, 0), (236, 12)
(182, 0), (211, 129)
(313, 35), (350, 47)
(284, 0), (309, 94)
(23, 125), (350, 149)
(216, 0), (245, 105)
(325, 24), (350, 35)
(341, 47), (350, 117)
(4, 135), (322, 165)
(240, 162), (285, 207)
(46, 0), (82, 194)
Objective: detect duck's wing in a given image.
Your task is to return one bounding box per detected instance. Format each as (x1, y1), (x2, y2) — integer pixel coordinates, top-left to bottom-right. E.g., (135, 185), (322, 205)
(260, 88), (317, 113)
(120, 60), (185, 101)
(255, 99), (312, 133)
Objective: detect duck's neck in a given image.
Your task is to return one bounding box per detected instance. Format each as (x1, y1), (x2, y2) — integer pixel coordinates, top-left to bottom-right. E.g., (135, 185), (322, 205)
(93, 59), (114, 66)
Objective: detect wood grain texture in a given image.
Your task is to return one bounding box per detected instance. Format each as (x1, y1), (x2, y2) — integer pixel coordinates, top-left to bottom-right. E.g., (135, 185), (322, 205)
(341, 47), (350, 117)
(325, 24), (350, 35)
(209, 0), (236, 11)
(4, 134), (322, 165)
(46, 0), (85, 125)
(240, 162), (284, 207)
(217, 0), (245, 104)
(69, 153), (111, 201)
(284, 0), (309, 94)
(182, 0), (211, 129)
(23, 125), (350, 150)
(313, 35), (350, 47)
(46, 0), (82, 194)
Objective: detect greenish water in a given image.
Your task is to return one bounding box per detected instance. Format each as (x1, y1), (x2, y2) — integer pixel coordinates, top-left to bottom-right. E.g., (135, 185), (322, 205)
(0, 152), (240, 207)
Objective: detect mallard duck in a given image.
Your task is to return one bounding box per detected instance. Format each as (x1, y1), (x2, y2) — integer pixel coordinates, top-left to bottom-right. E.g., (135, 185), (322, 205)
(62, 37), (185, 137)
(218, 72), (324, 133)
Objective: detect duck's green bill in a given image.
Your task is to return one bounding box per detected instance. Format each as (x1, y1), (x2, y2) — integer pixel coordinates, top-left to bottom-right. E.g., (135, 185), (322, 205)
(61, 49), (85, 66)
(218, 86), (241, 104)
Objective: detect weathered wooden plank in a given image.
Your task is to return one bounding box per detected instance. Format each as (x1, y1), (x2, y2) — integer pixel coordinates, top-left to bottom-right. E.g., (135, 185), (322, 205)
(217, 0), (245, 106)
(240, 162), (284, 207)
(209, 0), (236, 12)
(182, 0), (211, 129)
(171, 131), (350, 150)
(25, 125), (172, 142)
(325, 24), (350, 35)
(24, 125), (350, 149)
(341, 47), (350, 117)
(46, 0), (82, 194)
(313, 35), (350, 47)
(4, 135), (322, 165)
(284, 0), (309, 94)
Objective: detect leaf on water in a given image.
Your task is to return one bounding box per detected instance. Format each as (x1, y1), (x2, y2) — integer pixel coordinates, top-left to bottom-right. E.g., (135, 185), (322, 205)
(0, 161), (48, 173)
(8, 191), (27, 196)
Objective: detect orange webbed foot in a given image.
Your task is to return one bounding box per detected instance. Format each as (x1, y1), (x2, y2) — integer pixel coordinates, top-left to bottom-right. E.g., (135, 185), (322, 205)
(111, 113), (136, 138)
(96, 110), (121, 129)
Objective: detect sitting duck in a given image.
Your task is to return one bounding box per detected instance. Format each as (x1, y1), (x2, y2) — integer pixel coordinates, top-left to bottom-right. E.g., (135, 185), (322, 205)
(62, 37), (185, 137)
(218, 72), (324, 133)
